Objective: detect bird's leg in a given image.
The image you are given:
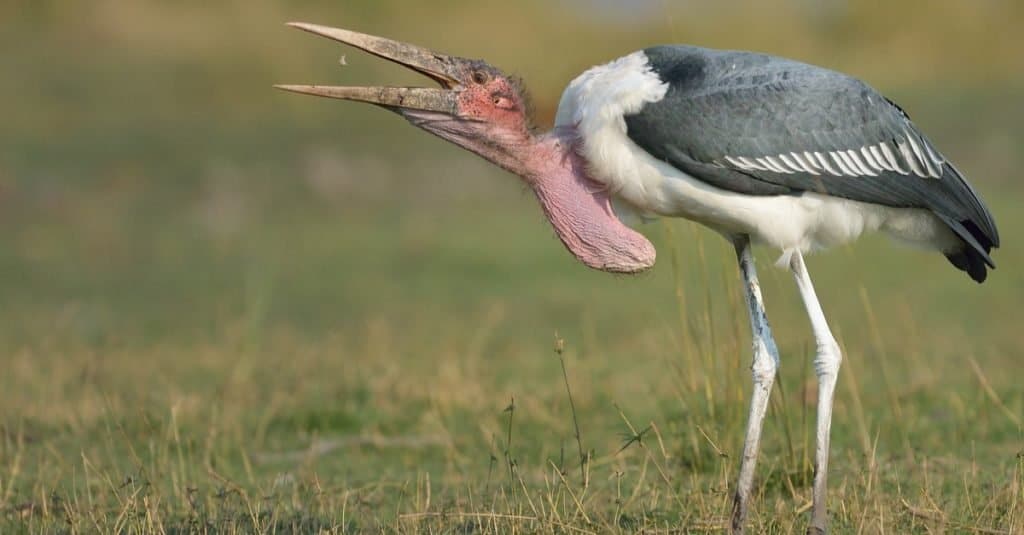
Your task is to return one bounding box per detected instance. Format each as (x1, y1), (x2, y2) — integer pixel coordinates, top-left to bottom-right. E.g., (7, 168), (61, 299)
(730, 236), (781, 534)
(788, 250), (842, 535)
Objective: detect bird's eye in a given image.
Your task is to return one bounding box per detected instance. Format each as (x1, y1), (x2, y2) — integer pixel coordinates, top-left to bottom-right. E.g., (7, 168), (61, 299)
(492, 94), (514, 109)
(472, 70), (489, 85)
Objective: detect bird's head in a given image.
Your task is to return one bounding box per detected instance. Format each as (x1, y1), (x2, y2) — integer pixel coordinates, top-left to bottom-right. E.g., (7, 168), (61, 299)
(277, 23), (532, 170)
(278, 22), (655, 274)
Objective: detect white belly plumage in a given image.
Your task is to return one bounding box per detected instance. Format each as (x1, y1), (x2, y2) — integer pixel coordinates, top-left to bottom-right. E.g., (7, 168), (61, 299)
(600, 143), (956, 255)
(554, 51), (958, 258)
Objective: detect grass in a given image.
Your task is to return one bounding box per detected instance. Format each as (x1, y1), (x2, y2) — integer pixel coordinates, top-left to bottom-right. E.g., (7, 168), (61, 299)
(1, 2), (1023, 532)
(1, 171), (1022, 532)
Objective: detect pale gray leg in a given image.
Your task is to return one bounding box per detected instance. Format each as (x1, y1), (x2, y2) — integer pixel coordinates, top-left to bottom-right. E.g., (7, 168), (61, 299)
(730, 236), (781, 534)
(788, 250), (842, 535)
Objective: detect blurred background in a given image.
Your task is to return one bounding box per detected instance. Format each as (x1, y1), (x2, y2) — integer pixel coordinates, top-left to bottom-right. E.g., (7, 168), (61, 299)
(2, 0), (1021, 349)
(0, 1), (1022, 531)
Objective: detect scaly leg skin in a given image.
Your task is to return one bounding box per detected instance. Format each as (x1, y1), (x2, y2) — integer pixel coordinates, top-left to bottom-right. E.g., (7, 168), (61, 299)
(730, 236), (781, 534)
(789, 250), (843, 535)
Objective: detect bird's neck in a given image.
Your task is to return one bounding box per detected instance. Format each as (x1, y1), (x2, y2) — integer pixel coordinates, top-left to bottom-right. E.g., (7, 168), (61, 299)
(493, 127), (656, 273)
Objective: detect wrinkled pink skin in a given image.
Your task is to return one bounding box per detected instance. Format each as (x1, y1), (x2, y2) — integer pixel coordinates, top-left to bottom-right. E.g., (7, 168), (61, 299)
(401, 74), (655, 273)
(521, 133), (656, 273)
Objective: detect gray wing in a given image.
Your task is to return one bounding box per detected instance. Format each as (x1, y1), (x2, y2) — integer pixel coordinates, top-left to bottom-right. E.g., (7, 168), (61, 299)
(626, 46), (999, 270)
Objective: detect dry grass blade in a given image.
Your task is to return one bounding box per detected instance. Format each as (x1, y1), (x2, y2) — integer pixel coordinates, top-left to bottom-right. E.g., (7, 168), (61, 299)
(548, 460), (593, 525)
(555, 333), (589, 488)
(967, 355), (1023, 430)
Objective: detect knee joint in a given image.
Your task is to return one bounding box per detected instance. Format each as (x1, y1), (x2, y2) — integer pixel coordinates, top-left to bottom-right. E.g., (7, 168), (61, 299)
(813, 339), (842, 378)
(751, 341), (778, 382)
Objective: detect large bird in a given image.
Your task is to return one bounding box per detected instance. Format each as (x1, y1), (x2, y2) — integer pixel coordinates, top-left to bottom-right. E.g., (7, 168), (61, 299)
(277, 22), (999, 534)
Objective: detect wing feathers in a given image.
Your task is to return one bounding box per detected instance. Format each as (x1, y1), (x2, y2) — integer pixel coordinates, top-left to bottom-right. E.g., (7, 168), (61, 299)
(623, 45), (999, 278)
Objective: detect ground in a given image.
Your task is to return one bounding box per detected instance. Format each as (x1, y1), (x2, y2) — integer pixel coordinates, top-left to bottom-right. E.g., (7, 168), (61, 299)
(1, 170), (1021, 532)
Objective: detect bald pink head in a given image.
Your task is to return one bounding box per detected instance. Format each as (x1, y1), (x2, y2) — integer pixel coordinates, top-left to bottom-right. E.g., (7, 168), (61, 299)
(278, 22), (655, 273)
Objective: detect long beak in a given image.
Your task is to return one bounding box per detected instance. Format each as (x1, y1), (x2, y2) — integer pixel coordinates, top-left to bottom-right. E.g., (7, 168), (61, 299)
(275, 22), (464, 113)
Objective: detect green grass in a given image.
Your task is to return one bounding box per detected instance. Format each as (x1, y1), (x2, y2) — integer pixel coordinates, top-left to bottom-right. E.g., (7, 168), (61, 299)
(1, 164), (1022, 532)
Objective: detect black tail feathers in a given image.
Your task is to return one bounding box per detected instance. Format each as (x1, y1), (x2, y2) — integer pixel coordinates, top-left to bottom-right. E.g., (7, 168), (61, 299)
(942, 218), (997, 283)
(945, 249), (989, 283)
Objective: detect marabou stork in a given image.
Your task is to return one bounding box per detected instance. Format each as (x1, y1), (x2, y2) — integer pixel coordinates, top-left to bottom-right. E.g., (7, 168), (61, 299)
(277, 22), (999, 534)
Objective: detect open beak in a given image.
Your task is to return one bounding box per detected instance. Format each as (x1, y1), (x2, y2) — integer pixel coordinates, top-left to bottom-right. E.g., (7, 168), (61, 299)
(275, 22), (465, 114)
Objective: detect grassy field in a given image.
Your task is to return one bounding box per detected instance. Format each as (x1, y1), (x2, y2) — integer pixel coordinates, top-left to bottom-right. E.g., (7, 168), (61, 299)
(2, 1), (1023, 533)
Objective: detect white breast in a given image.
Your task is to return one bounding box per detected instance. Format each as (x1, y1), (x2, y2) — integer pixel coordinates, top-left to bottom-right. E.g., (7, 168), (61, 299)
(555, 52), (957, 256)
